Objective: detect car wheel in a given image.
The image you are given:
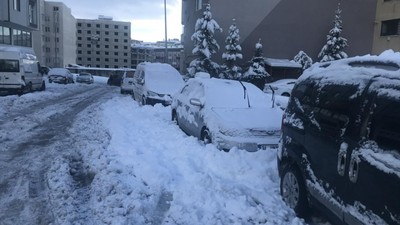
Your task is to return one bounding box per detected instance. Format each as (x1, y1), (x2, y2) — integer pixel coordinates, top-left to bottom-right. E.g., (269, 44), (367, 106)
(280, 165), (310, 218)
(201, 128), (212, 144)
(282, 92), (290, 97)
(39, 81), (46, 91)
(49, 79), (53, 83)
(172, 111), (179, 125)
(141, 96), (147, 106)
(120, 89), (124, 94)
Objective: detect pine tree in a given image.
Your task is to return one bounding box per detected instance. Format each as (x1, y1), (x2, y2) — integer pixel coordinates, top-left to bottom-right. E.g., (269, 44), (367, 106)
(243, 39), (269, 90)
(220, 19), (243, 80)
(294, 50), (313, 70)
(188, 4), (222, 78)
(318, 3), (348, 62)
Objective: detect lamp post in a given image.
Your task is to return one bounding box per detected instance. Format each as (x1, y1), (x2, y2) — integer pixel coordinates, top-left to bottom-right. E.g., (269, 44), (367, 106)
(164, 0), (168, 63)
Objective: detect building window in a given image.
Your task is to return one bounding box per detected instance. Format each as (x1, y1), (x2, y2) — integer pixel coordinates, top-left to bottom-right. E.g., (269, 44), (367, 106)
(105, 52), (109, 55)
(114, 59), (118, 62)
(78, 30), (82, 34)
(96, 24), (100, 28)
(105, 58), (109, 62)
(87, 44), (91, 48)
(381, 19), (400, 36)
(114, 25), (119, 29)
(29, 0), (38, 27)
(87, 24), (91, 28)
(124, 26), (128, 30)
(78, 37), (82, 40)
(78, 50), (82, 54)
(87, 30), (91, 34)
(195, 0), (202, 11)
(124, 33), (128, 37)
(105, 38), (109, 42)
(78, 43), (82, 47)
(87, 51), (91, 54)
(105, 45), (109, 48)
(114, 46), (119, 49)
(105, 31), (109, 35)
(13, 0), (21, 11)
(0, 26), (11, 45)
(105, 25), (109, 28)
(77, 23), (82, 27)
(114, 39), (118, 42)
(114, 32), (119, 36)
(96, 31), (100, 35)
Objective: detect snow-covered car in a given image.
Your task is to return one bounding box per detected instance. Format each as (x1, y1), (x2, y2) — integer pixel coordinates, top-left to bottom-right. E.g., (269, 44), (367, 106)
(264, 79), (296, 97)
(120, 69), (136, 94)
(76, 72), (94, 84)
(48, 68), (74, 84)
(171, 77), (283, 152)
(132, 62), (185, 106)
(278, 55), (400, 225)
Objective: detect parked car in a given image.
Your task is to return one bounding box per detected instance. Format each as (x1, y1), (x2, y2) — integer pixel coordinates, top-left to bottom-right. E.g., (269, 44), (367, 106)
(48, 68), (74, 84)
(0, 44), (45, 94)
(120, 69), (136, 94)
(171, 76), (283, 152)
(76, 72), (94, 84)
(107, 72), (123, 86)
(132, 62), (184, 106)
(264, 79), (296, 97)
(278, 56), (400, 225)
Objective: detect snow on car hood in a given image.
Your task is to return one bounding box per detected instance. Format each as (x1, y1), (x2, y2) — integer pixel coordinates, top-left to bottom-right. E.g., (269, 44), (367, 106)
(210, 107), (282, 132)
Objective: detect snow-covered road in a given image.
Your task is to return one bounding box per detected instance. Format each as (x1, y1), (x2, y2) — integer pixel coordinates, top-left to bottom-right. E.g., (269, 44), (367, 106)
(0, 78), (325, 225)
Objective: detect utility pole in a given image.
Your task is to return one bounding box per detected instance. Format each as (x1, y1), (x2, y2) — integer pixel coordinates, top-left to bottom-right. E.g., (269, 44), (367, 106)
(164, 0), (168, 64)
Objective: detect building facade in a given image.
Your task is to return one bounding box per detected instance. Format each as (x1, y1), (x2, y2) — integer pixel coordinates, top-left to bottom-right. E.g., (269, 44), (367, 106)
(372, 0), (400, 54)
(182, 0), (377, 73)
(0, 0), (39, 48)
(76, 16), (131, 68)
(41, 1), (76, 68)
(131, 40), (183, 71)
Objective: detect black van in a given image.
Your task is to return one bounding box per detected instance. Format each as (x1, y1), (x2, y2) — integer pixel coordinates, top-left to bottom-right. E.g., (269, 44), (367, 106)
(278, 56), (400, 225)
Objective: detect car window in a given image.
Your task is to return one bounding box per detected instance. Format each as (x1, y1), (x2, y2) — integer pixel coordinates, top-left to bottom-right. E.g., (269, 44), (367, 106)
(369, 98), (400, 153)
(0, 59), (19, 72)
(125, 71), (135, 78)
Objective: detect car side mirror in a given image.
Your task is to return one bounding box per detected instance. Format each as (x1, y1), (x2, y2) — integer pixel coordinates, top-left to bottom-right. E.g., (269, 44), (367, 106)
(190, 98), (203, 107)
(138, 79), (144, 85)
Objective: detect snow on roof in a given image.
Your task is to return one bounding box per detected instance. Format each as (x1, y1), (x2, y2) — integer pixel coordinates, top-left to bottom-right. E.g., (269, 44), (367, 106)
(264, 58), (302, 68)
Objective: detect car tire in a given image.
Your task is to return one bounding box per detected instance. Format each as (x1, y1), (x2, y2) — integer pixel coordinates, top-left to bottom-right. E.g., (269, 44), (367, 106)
(172, 111), (179, 125)
(280, 164), (310, 218)
(39, 81), (46, 91)
(201, 128), (212, 144)
(141, 96), (147, 106)
(282, 92), (290, 97)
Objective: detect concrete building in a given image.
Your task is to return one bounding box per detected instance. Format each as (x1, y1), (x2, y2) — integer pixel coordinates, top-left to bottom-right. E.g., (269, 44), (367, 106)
(372, 0), (400, 54)
(76, 16), (131, 68)
(0, 0), (40, 48)
(131, 40), (183, 71)
(182, 0), (377, 73)
(41, 1), (76, 68)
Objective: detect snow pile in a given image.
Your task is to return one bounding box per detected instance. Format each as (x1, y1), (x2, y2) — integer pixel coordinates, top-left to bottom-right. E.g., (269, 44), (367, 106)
(49, 94), (304, 224)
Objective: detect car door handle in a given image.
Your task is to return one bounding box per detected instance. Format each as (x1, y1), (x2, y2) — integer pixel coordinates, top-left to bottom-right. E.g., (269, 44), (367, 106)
(348, 155), (359, 183)
(337, 151), (346, 176)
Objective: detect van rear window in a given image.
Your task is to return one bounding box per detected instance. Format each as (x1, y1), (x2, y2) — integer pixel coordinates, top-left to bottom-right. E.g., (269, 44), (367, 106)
(0, 59), (19, 72)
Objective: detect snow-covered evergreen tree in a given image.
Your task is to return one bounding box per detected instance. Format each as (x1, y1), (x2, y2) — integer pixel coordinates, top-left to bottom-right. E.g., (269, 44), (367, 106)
(318, 4), (348, 62)
(220, 19), (243, 80)
(293, 50), (313, 70)
(243, 39), (269, 90)
(188, 4), (222, 77)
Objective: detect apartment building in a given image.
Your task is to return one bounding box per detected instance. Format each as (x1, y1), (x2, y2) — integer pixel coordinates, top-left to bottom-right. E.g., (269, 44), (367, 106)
(182, 0), (377, 72)
(41, 1), (76, 67)
(76, 16), (131, 68)
(0, 0), (39, 48)
(131, 40), (183, 70)
(372, 0), (400, 54)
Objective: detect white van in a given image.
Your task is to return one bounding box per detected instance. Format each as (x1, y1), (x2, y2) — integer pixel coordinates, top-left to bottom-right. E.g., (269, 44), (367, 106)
(132, 62), (184, 106)
(120, 69), (136, 94)
(0, 44), (45, 94)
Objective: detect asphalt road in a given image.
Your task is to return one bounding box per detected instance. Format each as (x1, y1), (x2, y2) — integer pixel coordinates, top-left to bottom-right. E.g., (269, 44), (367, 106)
(0, 85), (117, 225)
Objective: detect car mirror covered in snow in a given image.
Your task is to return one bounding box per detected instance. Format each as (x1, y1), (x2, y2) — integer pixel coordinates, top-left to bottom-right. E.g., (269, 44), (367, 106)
(189, 98), (203, 107)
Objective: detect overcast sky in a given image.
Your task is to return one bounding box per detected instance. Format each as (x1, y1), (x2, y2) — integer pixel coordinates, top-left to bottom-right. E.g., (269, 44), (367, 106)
(58, 0), (182, 42)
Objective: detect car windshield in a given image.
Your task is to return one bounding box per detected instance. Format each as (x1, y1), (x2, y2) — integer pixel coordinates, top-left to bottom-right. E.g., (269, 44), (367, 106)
(145, 66), (184, 94)
(0, 59), (19, 72)
(204, 79), (270, 108)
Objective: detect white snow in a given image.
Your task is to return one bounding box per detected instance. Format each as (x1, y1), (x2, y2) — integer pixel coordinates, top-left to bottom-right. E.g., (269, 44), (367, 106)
(0, 77), (306, 224)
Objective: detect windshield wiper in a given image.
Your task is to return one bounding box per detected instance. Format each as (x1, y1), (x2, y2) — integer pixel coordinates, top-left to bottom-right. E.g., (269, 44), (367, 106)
(239, 80), (251, 108)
